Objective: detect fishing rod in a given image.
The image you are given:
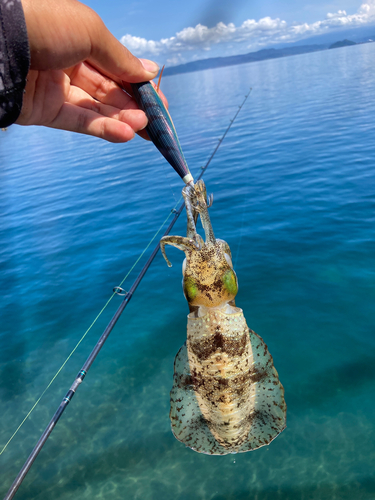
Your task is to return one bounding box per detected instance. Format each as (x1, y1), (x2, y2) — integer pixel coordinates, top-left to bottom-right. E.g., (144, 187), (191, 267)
(3, 87), (251, 500)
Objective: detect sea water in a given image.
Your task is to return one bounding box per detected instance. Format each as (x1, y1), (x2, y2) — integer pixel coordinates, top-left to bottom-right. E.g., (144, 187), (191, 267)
(1, 42), (375, 500)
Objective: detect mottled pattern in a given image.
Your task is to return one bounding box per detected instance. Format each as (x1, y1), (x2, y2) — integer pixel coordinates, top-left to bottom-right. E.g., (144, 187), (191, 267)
(183, 238), (238, 308)
(170, 309), (286, 455)
(163, 180), (286, 455)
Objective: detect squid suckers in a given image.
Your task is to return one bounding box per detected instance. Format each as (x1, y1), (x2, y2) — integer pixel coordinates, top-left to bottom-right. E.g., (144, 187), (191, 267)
(161, 180), (286, 455)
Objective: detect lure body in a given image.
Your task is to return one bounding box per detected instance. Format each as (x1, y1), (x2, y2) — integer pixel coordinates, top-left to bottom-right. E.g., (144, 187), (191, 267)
(160, 180), (286, 455)
(130, 81), (193, 185)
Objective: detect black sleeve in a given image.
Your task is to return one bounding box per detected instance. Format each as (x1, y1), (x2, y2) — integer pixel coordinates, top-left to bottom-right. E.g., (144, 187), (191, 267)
(0, 0), (30, 128)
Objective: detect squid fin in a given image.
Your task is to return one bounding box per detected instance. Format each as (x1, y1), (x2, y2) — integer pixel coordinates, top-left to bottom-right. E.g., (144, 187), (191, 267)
(236, 329), (287, 452)
(170, 343), (231, 455)
(170, 331), (286, 455)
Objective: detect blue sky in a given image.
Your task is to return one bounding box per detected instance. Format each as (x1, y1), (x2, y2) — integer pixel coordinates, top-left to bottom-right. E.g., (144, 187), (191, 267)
(83, 0), (375, 65)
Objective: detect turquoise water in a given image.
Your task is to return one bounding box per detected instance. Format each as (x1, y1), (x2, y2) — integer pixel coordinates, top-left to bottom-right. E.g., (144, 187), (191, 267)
(1, 42), (375, 499)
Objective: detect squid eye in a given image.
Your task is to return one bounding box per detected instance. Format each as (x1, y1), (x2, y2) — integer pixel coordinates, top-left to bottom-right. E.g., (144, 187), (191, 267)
(184, 276), (198, 301)
(224, 252), (233, 269)
(222, 269), (238, 296)
(182, 258), (187, 276)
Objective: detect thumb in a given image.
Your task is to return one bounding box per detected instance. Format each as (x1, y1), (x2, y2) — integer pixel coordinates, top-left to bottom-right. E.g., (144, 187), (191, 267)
(88, 18), (159, 83)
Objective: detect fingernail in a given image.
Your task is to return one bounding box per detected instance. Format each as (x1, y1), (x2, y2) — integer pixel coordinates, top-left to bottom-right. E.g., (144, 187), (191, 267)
(140, 58), (159, 74)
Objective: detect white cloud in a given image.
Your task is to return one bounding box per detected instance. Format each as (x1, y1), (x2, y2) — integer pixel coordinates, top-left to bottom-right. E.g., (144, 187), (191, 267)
(120, 1), (375, 65)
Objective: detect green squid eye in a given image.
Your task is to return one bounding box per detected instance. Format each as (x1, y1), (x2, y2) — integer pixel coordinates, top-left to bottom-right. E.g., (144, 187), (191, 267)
(222, 269), (238, 296)
(184, 276), (198, 301)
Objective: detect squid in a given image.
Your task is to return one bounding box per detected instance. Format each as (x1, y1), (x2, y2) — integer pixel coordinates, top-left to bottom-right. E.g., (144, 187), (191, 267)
(160, 180), (286, 455)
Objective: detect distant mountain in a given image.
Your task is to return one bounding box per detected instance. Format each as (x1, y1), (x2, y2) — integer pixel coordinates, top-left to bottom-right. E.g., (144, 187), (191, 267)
(163, 44), (328, 76)
(329, 39), (356, 49)
(163, 26), (375, 77)
(280, 24), (375, 47)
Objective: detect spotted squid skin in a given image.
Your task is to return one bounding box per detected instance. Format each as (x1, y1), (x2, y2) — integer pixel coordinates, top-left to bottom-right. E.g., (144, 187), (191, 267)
(170, 309), (286, 455)
(162, 180), (286, 455)
(188, 311), (268, 450)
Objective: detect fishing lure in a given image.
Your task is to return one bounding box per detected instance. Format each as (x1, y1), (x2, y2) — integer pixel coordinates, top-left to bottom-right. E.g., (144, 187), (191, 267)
(160, 180), (286, 455)
(130, 76), (194, 185)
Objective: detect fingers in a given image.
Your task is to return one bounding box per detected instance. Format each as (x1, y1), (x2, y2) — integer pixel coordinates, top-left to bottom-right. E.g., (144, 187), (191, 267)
(68, 62), (137, 110)
(19, 0), (170, 145)
(21, 0), (167, 143)
(86, 11), (159, 84)
(50, 102), (138, 143)
(68, 62), (168, 120)
(67, 62), (168, 141)
(67, 84), (148, 132)
(50, 78), (148, 142)
(17, 68), (149, 142)
(22, 0), (160, 84)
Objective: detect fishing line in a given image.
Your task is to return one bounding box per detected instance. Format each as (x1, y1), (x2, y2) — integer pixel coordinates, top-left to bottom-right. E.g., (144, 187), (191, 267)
(0, 201), (180, 458)
(3, 88), (251, 500)
(233, 192), (247, 269)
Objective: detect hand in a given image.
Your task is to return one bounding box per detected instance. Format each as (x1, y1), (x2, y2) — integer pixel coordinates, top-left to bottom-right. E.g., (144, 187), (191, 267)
(17, 0), (166, 143)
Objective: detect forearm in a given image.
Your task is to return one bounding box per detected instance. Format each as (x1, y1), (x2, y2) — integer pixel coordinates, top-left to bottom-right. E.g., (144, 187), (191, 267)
(0, 0), (30, 127)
